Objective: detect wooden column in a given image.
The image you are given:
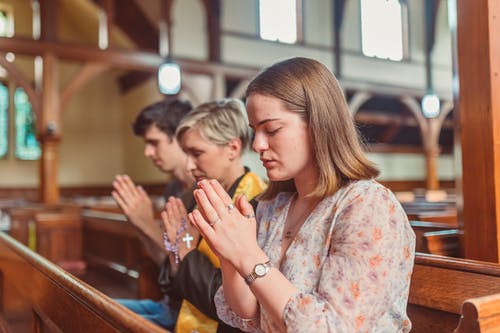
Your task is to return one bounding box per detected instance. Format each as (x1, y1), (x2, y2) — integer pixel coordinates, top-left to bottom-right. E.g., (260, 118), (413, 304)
(39, 53), (60, 204)
(202, 0), (221, 62)
(424, 145), (439, 190)
(457, 0), (500, 262)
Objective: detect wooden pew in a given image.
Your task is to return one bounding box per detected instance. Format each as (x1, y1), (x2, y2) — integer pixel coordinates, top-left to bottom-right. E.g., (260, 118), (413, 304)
(82, 209), (162, 300)
(4, 204), (80, 248)
(423, 229), (463, 257)
(409, 253), (500, 332)
(35, 211), (85, 274)
(0, 231), (168, 333)
(0, 204), (84, 274)
(416, 211), (458, 226)
(410, 220), (458, 253)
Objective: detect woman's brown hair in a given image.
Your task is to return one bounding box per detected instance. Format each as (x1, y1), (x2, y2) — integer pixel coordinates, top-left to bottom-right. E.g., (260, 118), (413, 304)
(246, 57), (379, 200)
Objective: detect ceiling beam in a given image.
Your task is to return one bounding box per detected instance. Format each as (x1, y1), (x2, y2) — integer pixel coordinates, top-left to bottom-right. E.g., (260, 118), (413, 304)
(355, 110), (454, 129)
(0, 36), (258, 78)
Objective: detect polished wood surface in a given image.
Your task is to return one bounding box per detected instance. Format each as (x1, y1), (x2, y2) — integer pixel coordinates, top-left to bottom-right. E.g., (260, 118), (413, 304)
(410, 220), (457, 253)
(409, 253), (500, 332)
(455, 293), (500, 332)
(82, 209), (162, 300)
(423, 229), (463, 257)
(0, 231), (168, 333)
(35, 211), (83, 267)
(457, 0), (500, 262)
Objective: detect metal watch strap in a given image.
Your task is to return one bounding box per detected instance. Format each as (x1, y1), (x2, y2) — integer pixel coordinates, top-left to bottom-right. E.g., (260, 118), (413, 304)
(244, 260), (271, 285)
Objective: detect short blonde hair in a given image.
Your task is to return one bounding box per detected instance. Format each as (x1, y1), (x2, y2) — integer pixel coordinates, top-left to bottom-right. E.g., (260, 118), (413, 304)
(176, 98), (251, 154)
(246, 57), (379, 200)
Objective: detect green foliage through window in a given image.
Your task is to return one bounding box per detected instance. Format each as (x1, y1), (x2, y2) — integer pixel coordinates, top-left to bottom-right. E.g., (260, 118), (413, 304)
(15, 88), (40, 160)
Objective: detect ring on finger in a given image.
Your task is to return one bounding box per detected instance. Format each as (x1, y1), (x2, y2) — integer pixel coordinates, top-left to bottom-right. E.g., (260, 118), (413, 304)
(227, 203), (235, 212)
(210, 217), (221, 226)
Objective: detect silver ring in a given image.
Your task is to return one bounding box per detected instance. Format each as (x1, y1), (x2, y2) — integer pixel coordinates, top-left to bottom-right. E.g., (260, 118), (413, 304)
(227, 203), (235, 212)
(245, 214), (255, 219)
(210, 218), (221, 226)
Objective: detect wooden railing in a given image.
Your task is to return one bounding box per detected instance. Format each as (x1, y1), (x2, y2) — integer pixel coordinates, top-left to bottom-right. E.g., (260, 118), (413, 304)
(0, 231), (168, 333)
(82, 209), (162, 300)
(409, 253), (500, 332)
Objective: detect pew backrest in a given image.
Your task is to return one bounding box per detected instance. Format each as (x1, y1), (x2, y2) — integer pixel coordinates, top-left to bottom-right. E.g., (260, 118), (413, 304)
(410, 220), (458, 253)
(423, 229), (463, 257)
(0, 231), (167, 333)
(409, 253), (500, 333)
(82, 209), (162, 300)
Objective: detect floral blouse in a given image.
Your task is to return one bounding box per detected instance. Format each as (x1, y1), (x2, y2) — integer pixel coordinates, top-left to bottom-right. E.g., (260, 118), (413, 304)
(215, 179), (416, 333)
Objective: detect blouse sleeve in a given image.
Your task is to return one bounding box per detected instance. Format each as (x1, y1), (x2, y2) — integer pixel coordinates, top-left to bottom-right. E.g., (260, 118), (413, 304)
(214, 286), (263, 333)
(282, 184), (415, 332)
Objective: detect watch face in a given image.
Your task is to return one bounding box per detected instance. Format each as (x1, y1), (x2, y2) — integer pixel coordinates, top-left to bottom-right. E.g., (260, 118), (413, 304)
(255, 264), (267, 276)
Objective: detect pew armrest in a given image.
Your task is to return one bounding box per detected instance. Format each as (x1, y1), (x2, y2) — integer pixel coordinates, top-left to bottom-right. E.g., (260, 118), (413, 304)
(454, 293), (500, 333)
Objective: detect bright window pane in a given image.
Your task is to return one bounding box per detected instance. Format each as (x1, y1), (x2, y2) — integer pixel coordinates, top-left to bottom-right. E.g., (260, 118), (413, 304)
(361, 0), (404, 61)
(15, 87), (40, 160)
(0, 83), (7, 157)
(259, 0), (297, 44)
(0, 6), (14, 37)
(0, 10), (8, 36)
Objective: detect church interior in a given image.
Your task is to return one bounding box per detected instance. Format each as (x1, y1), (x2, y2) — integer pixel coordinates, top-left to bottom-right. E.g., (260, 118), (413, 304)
(0, 0), (499, 332)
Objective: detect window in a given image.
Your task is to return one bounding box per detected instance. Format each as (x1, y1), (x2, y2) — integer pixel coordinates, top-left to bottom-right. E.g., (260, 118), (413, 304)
(360, 0), (407, 61)
(0, 83), (7, 158)
(15, 88), (40, 160)
(0, 4), (14, 37)
(259, 0), (299, 44)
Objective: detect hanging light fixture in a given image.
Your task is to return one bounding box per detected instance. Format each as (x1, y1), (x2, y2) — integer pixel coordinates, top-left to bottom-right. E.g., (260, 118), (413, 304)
(421, 92), (440, 118)
(157, 3), (180, 95)
(421, 0), (440, 118)
(158, 59), (181, 94)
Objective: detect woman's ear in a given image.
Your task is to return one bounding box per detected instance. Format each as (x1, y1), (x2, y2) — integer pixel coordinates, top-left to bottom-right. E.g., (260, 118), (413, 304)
(226, 138), (242, 161)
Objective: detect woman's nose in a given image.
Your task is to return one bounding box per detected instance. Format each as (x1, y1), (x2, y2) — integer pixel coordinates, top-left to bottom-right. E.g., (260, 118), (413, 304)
(185, 155), (196, 171)
(252, 132), (268, 153)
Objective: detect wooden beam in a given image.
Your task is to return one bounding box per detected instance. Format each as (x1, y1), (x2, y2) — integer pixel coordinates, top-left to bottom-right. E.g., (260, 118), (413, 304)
(457, 0), (500, 262)
(60, 62), (110, 110)
(355, 110), (454, 129)
(118, 71), (153, 93)
(201, 0), (222, 62)
(40, 0), (58, 41)
(366, 144), (424, 154)
(0, 36), (257, 77)
(113, 0), (158, 51)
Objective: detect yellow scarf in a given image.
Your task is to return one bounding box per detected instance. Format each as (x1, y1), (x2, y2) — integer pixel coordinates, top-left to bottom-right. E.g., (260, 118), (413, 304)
(175, 172), (266, 333)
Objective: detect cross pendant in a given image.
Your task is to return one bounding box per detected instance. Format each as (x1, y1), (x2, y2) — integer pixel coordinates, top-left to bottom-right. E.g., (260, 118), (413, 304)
(182, 232), (194, 249)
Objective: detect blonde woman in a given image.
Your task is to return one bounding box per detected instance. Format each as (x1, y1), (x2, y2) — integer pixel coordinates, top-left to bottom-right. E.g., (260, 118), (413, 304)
(189, 58), (416, 333)
(160, 99), (266, 333)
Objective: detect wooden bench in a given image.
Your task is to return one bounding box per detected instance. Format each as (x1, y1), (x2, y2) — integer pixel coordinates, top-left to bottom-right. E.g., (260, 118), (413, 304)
(423, 229), (463, 257)
(0, 231), (168, 333)
(409, 253), (500, 332)
(410, 220), (459, 253)
(82, 209), (162, 300)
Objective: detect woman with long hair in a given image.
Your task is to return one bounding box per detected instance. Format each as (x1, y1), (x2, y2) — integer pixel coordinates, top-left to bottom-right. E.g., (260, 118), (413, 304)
(189, 57), (415, 332)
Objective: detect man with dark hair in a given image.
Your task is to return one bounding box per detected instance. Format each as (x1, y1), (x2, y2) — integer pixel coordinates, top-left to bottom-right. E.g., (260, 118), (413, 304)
(111, 99), (195, 330)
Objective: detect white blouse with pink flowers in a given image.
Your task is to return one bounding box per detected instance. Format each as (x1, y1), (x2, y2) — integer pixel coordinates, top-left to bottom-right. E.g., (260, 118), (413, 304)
(215, 179), (416, 333)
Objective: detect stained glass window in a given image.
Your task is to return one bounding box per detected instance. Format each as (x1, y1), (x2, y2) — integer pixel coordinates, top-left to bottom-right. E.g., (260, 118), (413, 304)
(0, 83), (7, 157)
(15, 87), (40, 160)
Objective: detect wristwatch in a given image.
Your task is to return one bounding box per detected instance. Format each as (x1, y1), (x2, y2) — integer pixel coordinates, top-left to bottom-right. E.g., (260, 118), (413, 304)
(244, 260), (271, 285)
